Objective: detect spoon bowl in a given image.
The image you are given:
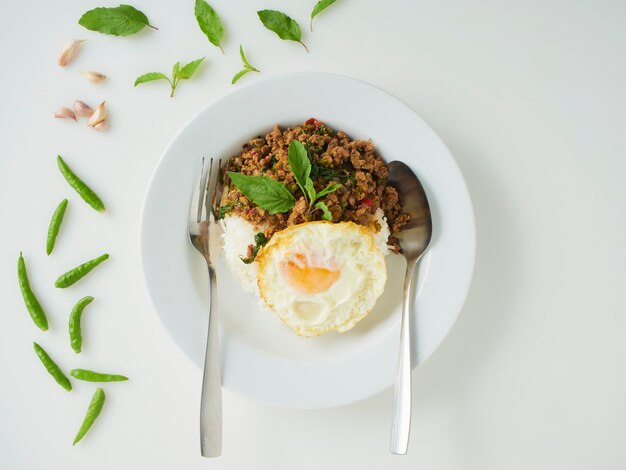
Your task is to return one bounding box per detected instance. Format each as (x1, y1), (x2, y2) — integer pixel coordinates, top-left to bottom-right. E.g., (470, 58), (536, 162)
(388, 161), (433, 261)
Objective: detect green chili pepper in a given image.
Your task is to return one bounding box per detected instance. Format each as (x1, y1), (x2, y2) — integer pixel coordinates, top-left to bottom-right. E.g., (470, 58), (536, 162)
(57, 155), (106, 212)
(55, 254), (109, 288)
(33, 342), (72, 391)
(18, 253), (48, 331)
(46, 199), (68, 255)
(68, 296), (94, 353)
(70, 369), (128, 382)
(73, 387), (105, 445)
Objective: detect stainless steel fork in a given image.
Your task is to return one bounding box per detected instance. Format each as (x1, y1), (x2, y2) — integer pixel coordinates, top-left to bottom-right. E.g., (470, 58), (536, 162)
(188, 158), (224, 458)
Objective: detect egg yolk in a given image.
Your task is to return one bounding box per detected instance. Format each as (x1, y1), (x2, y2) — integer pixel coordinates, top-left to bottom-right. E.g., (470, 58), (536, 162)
(282, 253), (340, 294)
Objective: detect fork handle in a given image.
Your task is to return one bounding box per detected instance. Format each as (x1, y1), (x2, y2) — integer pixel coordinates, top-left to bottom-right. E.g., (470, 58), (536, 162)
(390, 259), (418, 455)
(200, 266), (222, 458)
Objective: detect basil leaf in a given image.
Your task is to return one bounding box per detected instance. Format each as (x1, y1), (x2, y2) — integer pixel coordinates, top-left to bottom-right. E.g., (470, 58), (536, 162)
(226, 171), (295, 214)
(315, 201), (332, 221)
(79, 4), (156, 36)
(315, 183), (341, 200)
(218, 203), (235, 219)
(177, 57), (205, 80)
(254, 232), (267, 246)
(232, 69), (250, 84)
(135, 58), (204, 97)
(239, 45), (259, 72)
(240, 232), (268, 264)
(311, 163), (349, 183)
(288, 140), (311, 196)
(304, 178), (317, 203)
(257, 10), (308, 52)
(310, 0), (337, 31)
(232, 45), (260, 84)
(194, 0), (224, 53)
(134, 72), (170, 87)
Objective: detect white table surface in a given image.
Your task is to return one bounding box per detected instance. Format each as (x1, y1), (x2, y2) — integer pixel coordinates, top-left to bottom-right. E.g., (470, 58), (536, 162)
(1, 1), (625, 468)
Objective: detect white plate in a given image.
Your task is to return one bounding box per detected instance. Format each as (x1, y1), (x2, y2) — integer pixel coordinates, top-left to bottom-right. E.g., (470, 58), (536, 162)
(140, 73), (475, 409)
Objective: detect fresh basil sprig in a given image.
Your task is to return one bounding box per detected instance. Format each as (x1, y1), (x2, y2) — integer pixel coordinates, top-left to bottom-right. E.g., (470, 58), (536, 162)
(79, 4), (157, 36)
(232, 45), (260, 84)
(134, 57), (205, 97)
(257, 10), (308, 52)
(288, 139), (311, 194)
(310, 0), (338, 31)
(194, 0), (225, 54)
(288, 140), (340, 220)
(225, 140), (340, 220)
(226, 172), (296, 214)
(315, 201), (332, 220)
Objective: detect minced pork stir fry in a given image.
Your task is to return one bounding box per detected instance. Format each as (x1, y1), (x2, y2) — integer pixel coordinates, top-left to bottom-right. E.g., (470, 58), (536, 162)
(221, 118), (410, 253)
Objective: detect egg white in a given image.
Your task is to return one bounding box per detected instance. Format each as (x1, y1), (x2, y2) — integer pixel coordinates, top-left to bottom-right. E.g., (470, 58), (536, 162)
(256, 221), (387, 336)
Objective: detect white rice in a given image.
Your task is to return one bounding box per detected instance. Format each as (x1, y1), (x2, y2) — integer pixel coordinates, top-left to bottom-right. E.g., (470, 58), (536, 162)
(371, 208), (391, 256)
(220, 215), (263, 294)
(220, 208), (392, 296)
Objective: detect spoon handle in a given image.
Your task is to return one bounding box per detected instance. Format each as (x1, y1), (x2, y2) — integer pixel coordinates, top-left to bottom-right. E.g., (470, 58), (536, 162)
(390, 260), (417, 455)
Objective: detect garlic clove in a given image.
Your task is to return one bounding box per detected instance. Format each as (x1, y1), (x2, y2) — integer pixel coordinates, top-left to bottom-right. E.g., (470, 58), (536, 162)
(93, 120), (108, 131)
(54, 107), (77, 121)
(73, 100), (94, 118)
(58, 40), (86, 67)
(87, 101), (107, 127)
(81, 71), (107, 83)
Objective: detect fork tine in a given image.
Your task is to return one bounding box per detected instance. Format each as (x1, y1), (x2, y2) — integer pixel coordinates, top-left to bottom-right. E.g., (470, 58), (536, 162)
(189, 158), (208, 225)
(211, 159), (223, 221)
(204, 158), (216, 222)
(198, 159), (210, 223)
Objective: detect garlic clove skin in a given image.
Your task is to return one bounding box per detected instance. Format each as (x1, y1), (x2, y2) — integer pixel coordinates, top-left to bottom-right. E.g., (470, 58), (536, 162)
(82, 71), (107, 83)
(73, 100), (94, 118)
(54, 107), (77, 121)
(93, 120), (108, 131)
(58, 40), (86, 67)
(87, 101), (107, 127)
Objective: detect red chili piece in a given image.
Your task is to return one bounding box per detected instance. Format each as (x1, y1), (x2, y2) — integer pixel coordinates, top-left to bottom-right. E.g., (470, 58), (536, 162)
(305, 117), (323, 128)
(360, 197), (374, 208)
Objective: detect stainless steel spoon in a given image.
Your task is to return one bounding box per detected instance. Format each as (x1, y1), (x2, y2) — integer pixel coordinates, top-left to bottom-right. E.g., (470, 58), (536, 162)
(387, 161), (433, 455)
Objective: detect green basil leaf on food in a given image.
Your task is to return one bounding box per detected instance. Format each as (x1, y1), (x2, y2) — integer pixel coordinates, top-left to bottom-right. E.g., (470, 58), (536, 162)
(304, 178), (317, 203)
(315, 183), (341, 200)
(254, 232), (267, 246)
(177, 57), (205, 80)
(310, 0), (338, 31)
(315, 201), (332, 221)
(287, 140), (311, 195)
(218, 203), (235, 218)
(134, 72), (170, 87)
(257, 10), (308, 52)
(226, 172), (296, 214)
(194, 0), (224, 53)
(240, 232), (268, 264)
(79, 4), (156, 36)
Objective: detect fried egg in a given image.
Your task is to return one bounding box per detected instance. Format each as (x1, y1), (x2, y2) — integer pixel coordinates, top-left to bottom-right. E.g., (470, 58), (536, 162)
(256, 221), (387, 337)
